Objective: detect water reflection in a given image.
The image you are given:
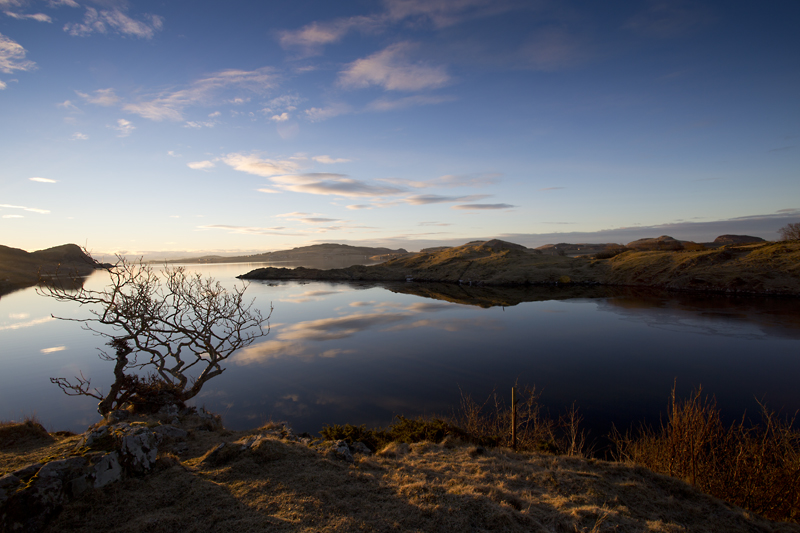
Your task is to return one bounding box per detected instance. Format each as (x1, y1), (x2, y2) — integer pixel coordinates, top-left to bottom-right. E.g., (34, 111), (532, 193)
(386, 282), (800, 339)
(234, 299), (497, 365)
(1, 263), (798, 444)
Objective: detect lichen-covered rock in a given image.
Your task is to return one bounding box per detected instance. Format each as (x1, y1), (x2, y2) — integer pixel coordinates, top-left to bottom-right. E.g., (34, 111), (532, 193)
(118, 426), (159, 474)
(92, 452), (122, 488)
(330, 440), (354, 463)
(12, 463), (43, 480)
(350, 441), (372, 455)
(153, 424), (188, 441)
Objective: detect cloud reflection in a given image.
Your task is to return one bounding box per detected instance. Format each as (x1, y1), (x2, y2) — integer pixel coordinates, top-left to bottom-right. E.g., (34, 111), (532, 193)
(0, 316), (54, 331)
(233, 300), (483, 365)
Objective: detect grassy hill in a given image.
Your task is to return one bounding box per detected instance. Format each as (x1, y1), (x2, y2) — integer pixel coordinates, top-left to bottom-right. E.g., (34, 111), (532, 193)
(0, 244), (107, 296)
(240, 239), (800, 296)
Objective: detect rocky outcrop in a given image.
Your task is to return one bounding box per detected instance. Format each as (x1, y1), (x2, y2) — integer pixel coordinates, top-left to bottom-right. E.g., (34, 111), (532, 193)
(0, 406), (196, 532)
(626, 236), (684, 251)
(713, 234), (766, 245)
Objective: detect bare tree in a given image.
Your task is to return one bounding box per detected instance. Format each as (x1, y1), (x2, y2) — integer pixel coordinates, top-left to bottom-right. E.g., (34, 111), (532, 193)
(779, 222), (800, 241)
(40, 257), (270, 415)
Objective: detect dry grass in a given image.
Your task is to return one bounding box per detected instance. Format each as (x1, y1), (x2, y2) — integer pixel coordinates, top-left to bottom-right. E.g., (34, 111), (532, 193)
(453, 385), (589, 456)
(602, 241), (800, 294)
(242, 240), (800, 296)
(5, 382), (800, 532)
(611, 385), (800, 523)
(29, 422), (798, 533)
(0, 418), (79, 474)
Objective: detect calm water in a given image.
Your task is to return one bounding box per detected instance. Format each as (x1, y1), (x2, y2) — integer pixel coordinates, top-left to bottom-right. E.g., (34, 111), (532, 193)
(1, 263), (799, 444)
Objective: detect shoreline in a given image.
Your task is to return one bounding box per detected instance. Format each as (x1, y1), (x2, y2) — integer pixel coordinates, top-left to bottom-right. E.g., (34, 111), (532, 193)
(239, 240), (800, 297)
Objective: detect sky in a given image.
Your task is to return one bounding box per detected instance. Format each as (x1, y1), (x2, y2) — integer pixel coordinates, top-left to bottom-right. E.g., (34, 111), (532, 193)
(1, 0), (798, 257)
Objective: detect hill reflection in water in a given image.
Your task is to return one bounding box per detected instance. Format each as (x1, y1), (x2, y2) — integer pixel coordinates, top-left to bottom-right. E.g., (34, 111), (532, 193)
(1, 265), (798, 443)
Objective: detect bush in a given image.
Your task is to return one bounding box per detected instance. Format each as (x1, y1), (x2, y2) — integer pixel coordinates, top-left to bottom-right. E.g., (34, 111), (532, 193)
(453, 385), (588, 456)
(611, 385), (800, 522)
(321, 415), (467, 450)
(779, 222), (800, 241)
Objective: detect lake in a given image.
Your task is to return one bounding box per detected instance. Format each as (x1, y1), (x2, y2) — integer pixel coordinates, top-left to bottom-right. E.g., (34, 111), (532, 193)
(2, 262), (799, 447)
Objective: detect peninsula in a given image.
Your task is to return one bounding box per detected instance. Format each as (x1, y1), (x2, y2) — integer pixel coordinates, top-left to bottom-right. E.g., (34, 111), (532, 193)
(240, 237), (800, 296)
(0, 244), (108, 297)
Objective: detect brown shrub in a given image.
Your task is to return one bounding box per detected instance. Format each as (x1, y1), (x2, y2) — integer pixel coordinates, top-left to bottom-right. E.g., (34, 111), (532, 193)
(611, 385), (800, 522)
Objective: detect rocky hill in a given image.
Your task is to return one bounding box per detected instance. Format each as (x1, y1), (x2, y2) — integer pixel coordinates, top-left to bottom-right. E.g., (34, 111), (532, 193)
(0, 244), (108, 296)
(240, 239), (800, 296)
(714, 234), (766, 245)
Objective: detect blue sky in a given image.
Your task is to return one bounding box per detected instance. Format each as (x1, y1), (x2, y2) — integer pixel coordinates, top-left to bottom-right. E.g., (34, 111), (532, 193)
(1, 0), (798, 256)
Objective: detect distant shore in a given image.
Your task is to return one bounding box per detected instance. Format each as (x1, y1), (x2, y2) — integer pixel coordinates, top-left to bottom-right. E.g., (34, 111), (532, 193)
(240, 239), (800, 297)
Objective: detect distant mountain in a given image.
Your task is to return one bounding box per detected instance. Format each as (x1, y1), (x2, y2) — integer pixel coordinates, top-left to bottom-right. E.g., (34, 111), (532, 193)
(0, 244), (108, 296)
(162, 243), (409, 264)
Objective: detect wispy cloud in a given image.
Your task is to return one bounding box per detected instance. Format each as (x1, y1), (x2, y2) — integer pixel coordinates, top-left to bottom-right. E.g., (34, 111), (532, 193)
(68, 132), (87, 140)
(304, 103), (352, 122)
(419, 221), (452, 226)
(57, 99), (80, 110)
(383, 172), (501, 189)
(346, 204), (373, 210)
(540, 186), (566, 191)
(4, 11), (52, 22)
(278, 16), (381, 56)
(0, 203), (50, 214)
(123, 68), (278, 121)
(383, 0), (515, 28)
(312, 155), (351, 164)
(184, 121), (214, 128)
(366, 94), (455, 111)
(187, 160), (215, 171)
(405, 194), (490, 205)
(270, 112), (289, 122)
(452, 203), (515, 210)
(113, 118), (134, 137)
(221, 153), (298, 177)
(271, 173), (406, 198)
(278, 0), (519, 57)
(49, 0), (79, 7)
(197, 224), (294, 236)
(0, 32), (36, 75)
(63, 7), (164, 39)
(338, 42), (449, 91)
(29, 177), (57, 183)
(76, 88), (119, 106)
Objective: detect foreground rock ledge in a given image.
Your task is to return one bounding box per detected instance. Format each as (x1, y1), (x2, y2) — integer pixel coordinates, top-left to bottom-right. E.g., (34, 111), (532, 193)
(2, 411), (798, 532)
